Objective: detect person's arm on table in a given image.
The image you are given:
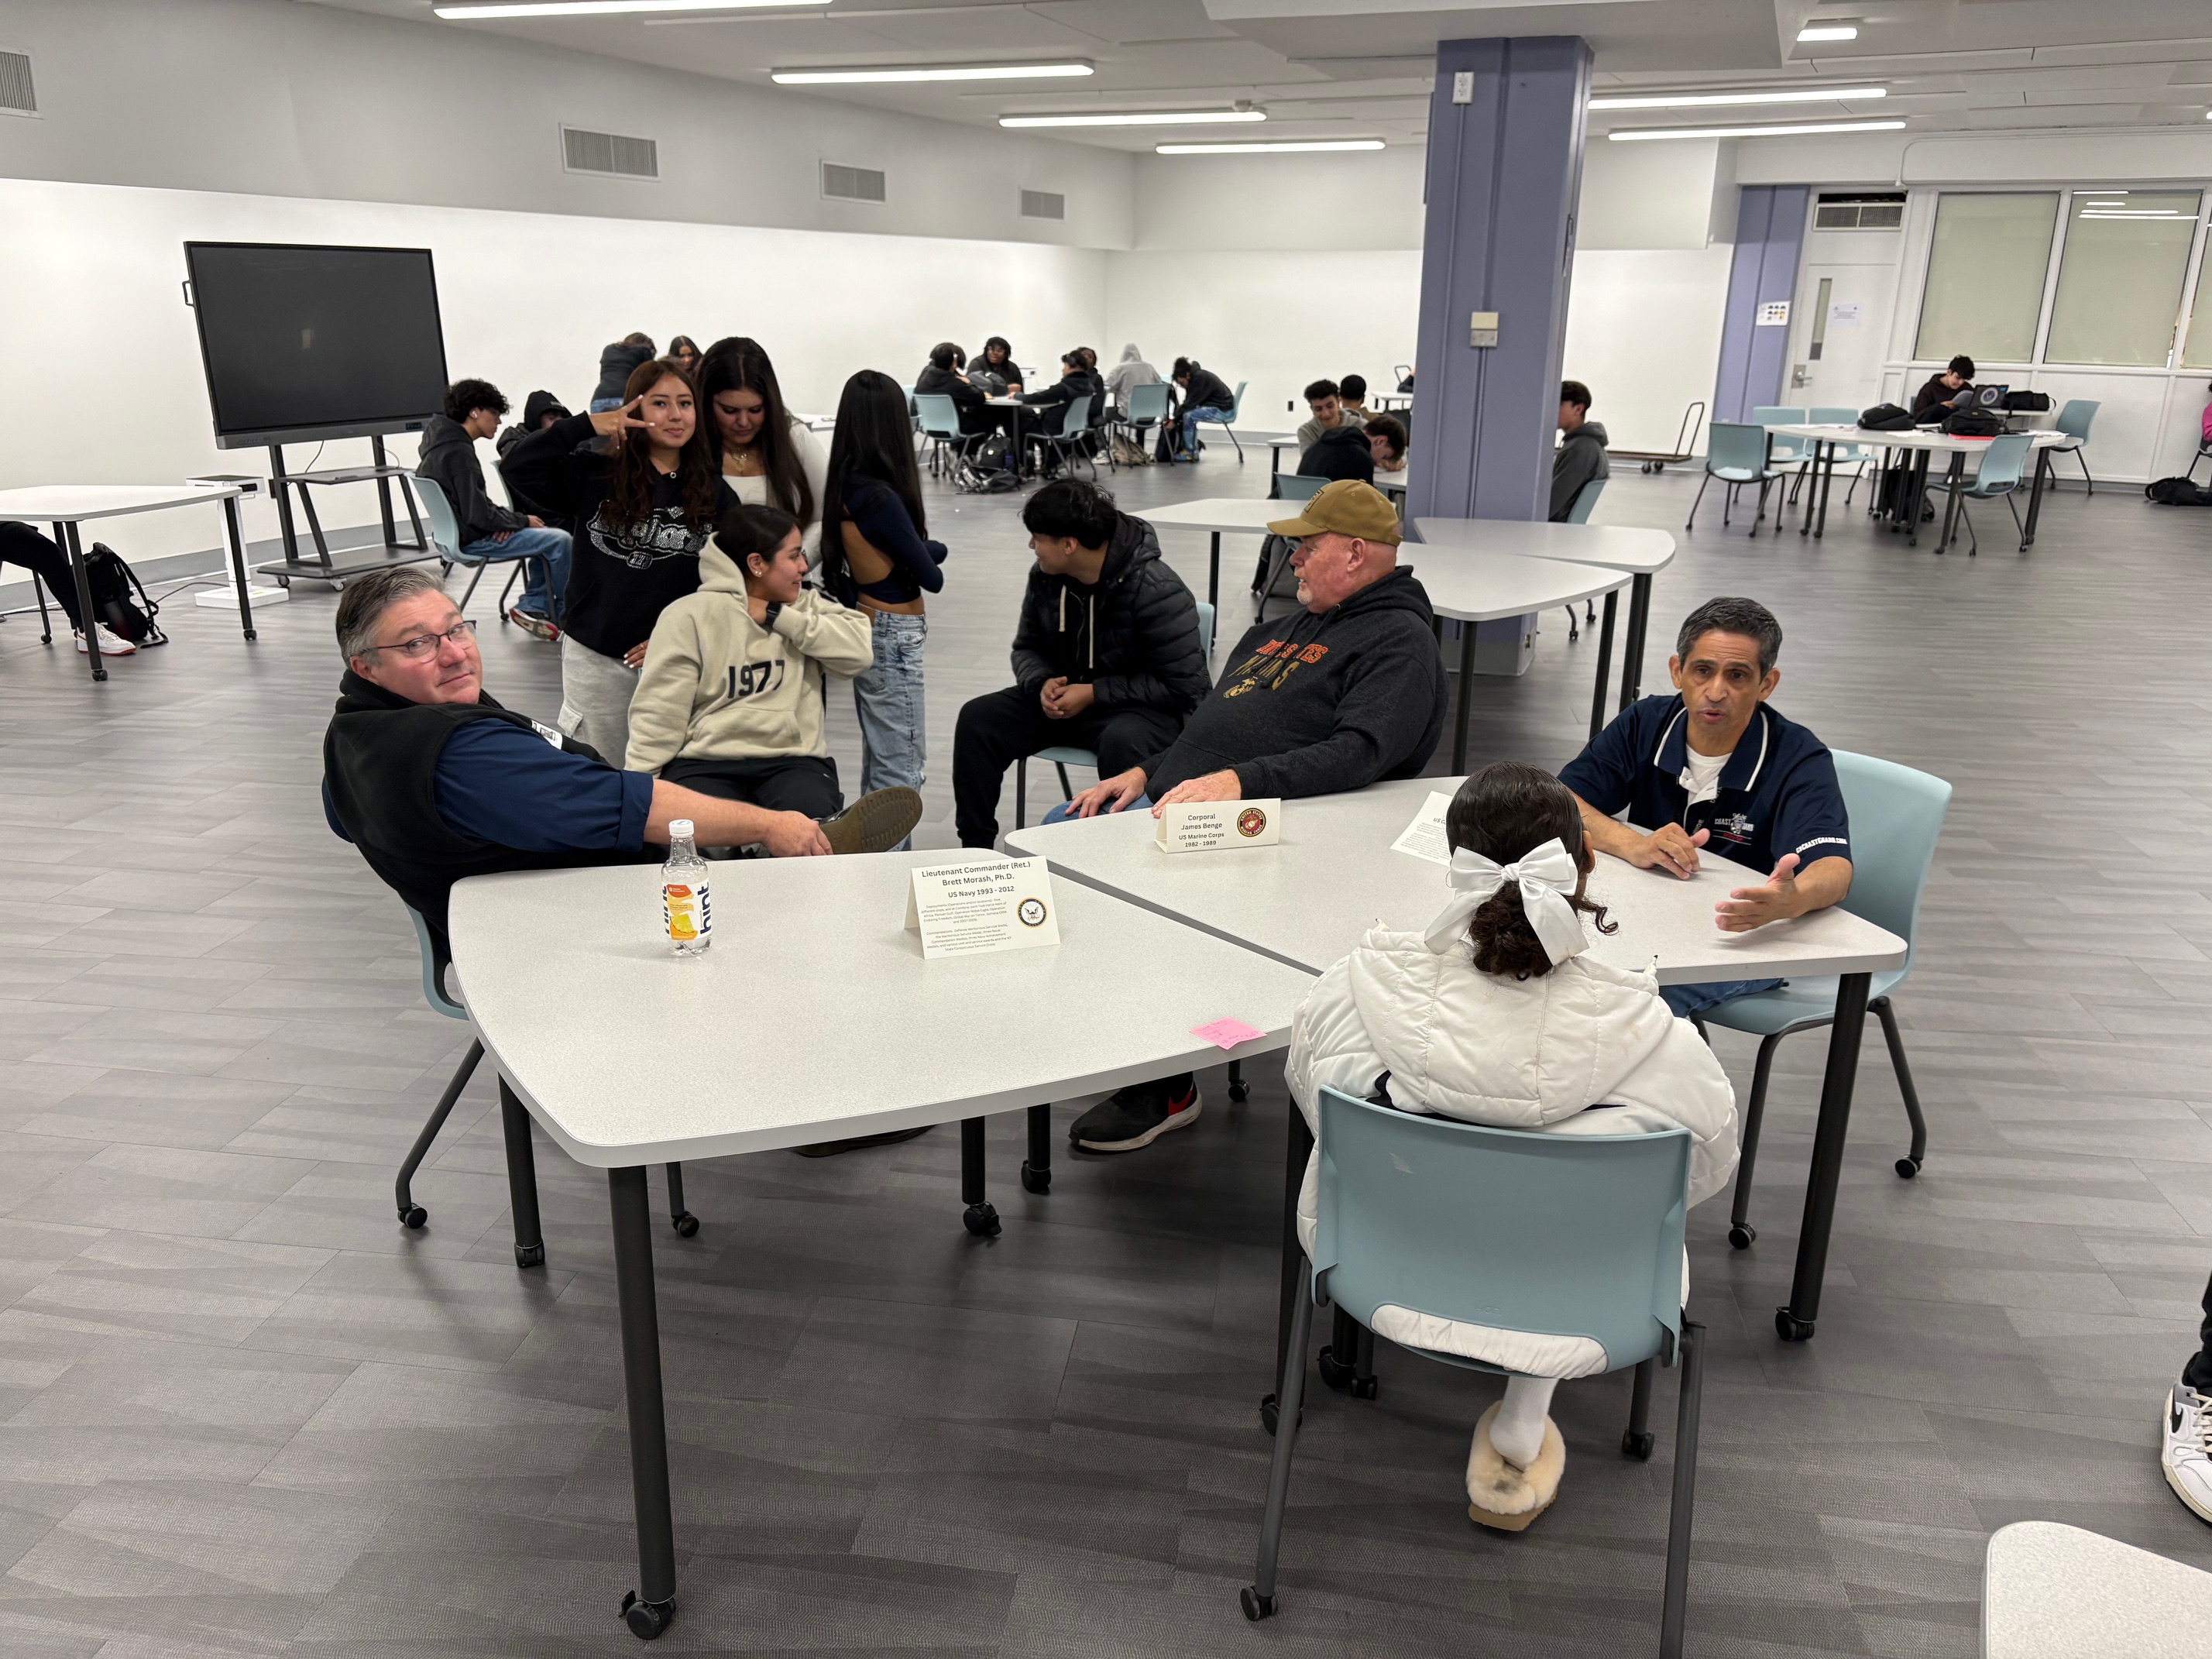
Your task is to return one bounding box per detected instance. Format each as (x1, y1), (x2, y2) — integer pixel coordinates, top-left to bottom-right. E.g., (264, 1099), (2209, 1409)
(1714, 853), (1850, 933)
(1204, 645), (1442, 805)
(1714, 750), (1853, 929)
(1068, 764), (1148, 816)
(1572, 795), (1709, 879)
(1559, 709), (1711, 877)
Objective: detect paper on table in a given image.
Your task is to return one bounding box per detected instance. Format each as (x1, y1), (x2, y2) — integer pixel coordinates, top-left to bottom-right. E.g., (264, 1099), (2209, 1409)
(1389, 790), (1455, 866)
(904, 857), (1062, 960)
(1192, 1017), (1265, 1050)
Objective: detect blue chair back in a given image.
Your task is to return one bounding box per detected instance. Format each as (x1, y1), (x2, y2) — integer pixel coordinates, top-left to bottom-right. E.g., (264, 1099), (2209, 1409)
(1272, 472), (1327, 503)
(2055, 399), (2098, 442)
(1753, 406), (1810, 461)
(1060, 393), (1093, 435)
(1968, 432), (2033, 495)
(1808, 406), (1867, 459)
(410, 474), (465, 562)
(1126, 382), (1170, 424)
(1195, 597), (1214, 661)
(1830, 750), (1950, 980)
(914, 393), (962, 441)
(407, 905), (467, 1020)
(1313, 1087), (1690, 1372)
(1705, 422), (1771, 478)
(1565, 477), (1605, 523)
(1228, 380), (1247, 421)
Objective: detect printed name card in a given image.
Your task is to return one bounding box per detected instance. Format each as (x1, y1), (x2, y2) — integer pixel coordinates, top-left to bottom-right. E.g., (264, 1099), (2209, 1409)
(1389, 790), (1455, 866)
(1155, 799), (1283, 855)
(905, 857), (1061, 960)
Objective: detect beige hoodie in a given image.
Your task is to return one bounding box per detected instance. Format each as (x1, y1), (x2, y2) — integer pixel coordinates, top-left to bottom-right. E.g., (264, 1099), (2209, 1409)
(624, 544), (873, 774)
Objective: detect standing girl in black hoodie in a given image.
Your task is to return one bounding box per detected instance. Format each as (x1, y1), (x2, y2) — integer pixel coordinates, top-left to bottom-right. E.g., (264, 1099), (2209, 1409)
(501, 358), (737, 766)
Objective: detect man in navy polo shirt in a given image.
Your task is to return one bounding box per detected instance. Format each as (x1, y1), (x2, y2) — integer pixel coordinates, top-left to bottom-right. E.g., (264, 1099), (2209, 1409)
(1559, 596), (1853, 1018)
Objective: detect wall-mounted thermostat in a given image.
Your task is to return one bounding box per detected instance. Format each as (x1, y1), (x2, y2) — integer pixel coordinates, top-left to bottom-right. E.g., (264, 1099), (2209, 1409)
(1469, 311), (1499, 348)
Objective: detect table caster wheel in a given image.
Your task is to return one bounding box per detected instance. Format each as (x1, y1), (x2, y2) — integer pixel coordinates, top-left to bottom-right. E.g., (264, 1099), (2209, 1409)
(398, 1204), (428, 1230)
(1774, 1308), (1815, 1342)
(514, 1242), (544, 1269)
(1317, 1345), (1353, 1393)
(1228, 1079), (1250, 1103)
(1350, 1374), (1379, 1402)
(1239, 1586), (1276, 1622)
(1622, 1429), (1656, 1461)
(1020, 1161), (1050, 1194)
(672, 1211), (699, 1238)
(1728, 1222), (1756, 1249)
(620, 1590), (675, 1640)
(273, 573), (290, 589)
(1894, 1156), (1922, 1179)
(963, 1202), (1001, 1238)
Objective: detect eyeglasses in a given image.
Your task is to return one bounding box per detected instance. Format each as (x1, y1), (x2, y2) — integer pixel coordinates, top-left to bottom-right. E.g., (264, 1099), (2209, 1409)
(366, 619), (476, 661)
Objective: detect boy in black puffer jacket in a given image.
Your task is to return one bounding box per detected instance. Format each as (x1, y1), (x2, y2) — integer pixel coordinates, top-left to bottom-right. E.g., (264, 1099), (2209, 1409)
(952, 480), (1210, 847)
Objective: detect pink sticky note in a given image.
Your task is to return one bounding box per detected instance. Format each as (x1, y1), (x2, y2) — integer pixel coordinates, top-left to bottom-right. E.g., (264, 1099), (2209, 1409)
(1193, 1017), (1266, 1051)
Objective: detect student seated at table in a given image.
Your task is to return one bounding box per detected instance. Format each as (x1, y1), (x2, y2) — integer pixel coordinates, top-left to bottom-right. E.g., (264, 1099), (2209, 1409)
(970, 336), (1023, 397)
(1549, 380), (1609, 522)
(1286, 761), (1737, 1532)
(1296, 380), (1367, 453)
(1911, 355), (1975, 421)
(1338, 373), (1372, 421)
(1297, 417), (1376, 484)
(1558, 596), (1852, 1020)
(950, 480), (1210, 850)
(1105, 342), (1162, 415)
(1057, 479), (1448, 1152)
(417, 378), (572, 641)
(916, 342), (993, 434)
(1365, 413), (1408, 476)
(320, 566), (841, 960)
(0, 521), (136, 657)
(1170, 357), (1237, 461)
(1019, 351), (1094, 474)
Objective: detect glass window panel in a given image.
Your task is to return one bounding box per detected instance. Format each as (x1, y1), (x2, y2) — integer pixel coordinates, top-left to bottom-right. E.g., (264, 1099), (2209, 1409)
(1915, 192), (2058, 364)
(2046, 191), (2201, 367)
(2181, 223), (2212, 369)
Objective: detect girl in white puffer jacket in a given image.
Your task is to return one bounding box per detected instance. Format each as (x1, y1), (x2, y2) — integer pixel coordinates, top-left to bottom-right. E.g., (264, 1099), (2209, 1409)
(1285, 761), (1738, 1532)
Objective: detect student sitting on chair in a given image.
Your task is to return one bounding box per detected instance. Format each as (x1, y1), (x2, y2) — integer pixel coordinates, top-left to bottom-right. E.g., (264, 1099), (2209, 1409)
(1170, 357), (1237, 461)
(1018, 351), (1094, 474)
(625, 503), (918, 850)
(1558, 596), (1853, 1021)
(1365, 413), (1408, 476)
(1104, 342), (1162, 416)
(1911, 355), (1975, 421)
(969, 336), (1023, 397)
(1297, 380), (1367, 452)
(950, 480), (1211, 850)
(1549, 380), (1609, 522)
(0, 521), (136, 658)
(417, 378), (572, 641)
(1338, 373), (1372, 422)
(1298, 414), (1376, 484)
(1286, 761), (1737, 1531)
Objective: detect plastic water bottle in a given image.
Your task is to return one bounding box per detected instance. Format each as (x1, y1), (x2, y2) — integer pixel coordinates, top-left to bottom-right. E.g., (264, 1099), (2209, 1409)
(661, 820), (710, 957)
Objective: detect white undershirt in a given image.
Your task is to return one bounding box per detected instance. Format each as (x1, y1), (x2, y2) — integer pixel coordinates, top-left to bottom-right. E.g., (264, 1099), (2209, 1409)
(1680, 747), (1729, 808)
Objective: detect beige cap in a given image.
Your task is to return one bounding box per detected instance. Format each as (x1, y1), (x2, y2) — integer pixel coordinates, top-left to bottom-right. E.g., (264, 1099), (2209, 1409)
(1265, 479), (1403, 545)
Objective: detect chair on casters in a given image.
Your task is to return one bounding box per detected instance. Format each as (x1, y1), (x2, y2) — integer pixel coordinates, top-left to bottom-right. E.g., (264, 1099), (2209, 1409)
(2046, 399), (2099, 493)
(1687, 423), (1785, 534)
(410, 476), (551, 625)
(1703, 751), (1950, 1250)
(1952, 433), (2034, 555)
(397, 903), (698, 1244)
(1559, 477), (1606, 639)
(1244, 1087), (1706, 1659)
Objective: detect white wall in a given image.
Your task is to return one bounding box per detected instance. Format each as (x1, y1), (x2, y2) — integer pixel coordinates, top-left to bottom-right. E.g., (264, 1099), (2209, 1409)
(1561, 247), (1734, 455)
(1130, 148), (1427, 252)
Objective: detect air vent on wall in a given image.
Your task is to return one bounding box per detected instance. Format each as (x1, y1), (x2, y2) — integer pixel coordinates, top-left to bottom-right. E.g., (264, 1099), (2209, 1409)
(1815, 191), (1904, 230)
(822, 163), (887, 203)
(1020, 189), (1066, 221)
(562, 126), (658, 180)
(0, 50), (36, 115)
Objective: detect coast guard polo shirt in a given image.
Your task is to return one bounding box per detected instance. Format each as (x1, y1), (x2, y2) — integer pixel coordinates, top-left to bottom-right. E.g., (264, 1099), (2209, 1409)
(1560, 696), (1852, 877)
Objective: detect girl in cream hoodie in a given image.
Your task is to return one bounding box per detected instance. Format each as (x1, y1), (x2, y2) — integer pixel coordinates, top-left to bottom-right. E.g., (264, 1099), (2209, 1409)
(1285, 761), (1737, 1532)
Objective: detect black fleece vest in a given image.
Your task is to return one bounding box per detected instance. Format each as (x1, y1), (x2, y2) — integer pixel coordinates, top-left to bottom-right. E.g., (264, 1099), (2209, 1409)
(322, 672), (646, 955)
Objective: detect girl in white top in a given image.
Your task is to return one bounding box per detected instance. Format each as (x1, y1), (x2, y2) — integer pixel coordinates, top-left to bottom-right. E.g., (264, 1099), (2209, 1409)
(698, 337), (832, 564)
(1285, 761), (1737, 1532)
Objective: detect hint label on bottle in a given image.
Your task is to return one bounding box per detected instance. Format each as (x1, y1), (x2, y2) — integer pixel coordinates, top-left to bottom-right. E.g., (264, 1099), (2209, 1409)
(663, 881), (710, 945)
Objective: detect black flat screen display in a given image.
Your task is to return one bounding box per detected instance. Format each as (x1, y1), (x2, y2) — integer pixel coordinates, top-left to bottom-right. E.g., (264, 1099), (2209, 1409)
(184, 242), (449, 446)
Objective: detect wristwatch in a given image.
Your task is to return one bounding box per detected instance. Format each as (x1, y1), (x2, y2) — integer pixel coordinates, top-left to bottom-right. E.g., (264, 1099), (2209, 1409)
(761, 601), (784, 631)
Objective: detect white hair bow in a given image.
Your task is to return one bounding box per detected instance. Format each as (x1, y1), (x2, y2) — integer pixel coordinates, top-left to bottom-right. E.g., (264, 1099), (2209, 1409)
(1422, 839), (1589, 963)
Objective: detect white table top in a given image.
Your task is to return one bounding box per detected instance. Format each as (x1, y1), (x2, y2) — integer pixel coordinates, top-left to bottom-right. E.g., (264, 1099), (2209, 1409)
(448, 851), (1317, 1167)
(1417, 548), (1627, 623)
(1415, 517), (1677, 575)
(1143, 496), (1309, 536)
(1008, 775), (1906, 982)
(1769, 423), (2070, 455)
(1982, 1521), (2212, 1658)
(0, 483), (246, 522)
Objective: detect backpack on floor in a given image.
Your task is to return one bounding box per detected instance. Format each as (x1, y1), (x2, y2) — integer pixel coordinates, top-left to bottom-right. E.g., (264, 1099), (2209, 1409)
(1858, 403), (1915, 431)
(84, 542), (167, 645)
(2146, 476), (2212, 506)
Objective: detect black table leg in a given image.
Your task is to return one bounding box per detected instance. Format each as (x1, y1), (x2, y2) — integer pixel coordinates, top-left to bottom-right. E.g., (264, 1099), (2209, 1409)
(1799, 441), (1822, 535)
(1617, 574), (1652, 714)
(1906, 452), (1929, 547)
(499, 1077), (545, 1268)
(1207, 531), (1220, 611)
(1777, 970), (1871, 1342)
(1265, 1106), (1317, 1433)
(609, 1166), (678, 1640)
(1449, 615), (1475, 773)
(61, 522), (103, 682)
(960, 1117), (1000, 1236)
(1936, 453), (1968, 555)
(220, 495), (256, 641)
(1814, 442), (1837, 538)
(1022, 1104), (1051, 1194)
(2021, 448), (2049, 548)
(1588, 589), (1617, 740)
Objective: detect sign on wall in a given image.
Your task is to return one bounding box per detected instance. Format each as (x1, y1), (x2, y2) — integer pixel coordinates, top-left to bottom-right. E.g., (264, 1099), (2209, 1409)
(1756, 301), (1791, 327)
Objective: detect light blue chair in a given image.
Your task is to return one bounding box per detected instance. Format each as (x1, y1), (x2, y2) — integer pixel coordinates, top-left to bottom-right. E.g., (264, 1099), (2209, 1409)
(1686, 422), (1785, 534)
(1244, 1086), (1706, 1659)
(1955, 433), (2035, 554)
(1809, 405), (1874, 506)
(2047, 399), (2099, 493)
(1559, 477), (1606, 639)
(1031, 393), (1097, 482)
(1704, 750), (1951, 1250)
(1750, 405), (1811, 499)
(913, 392), (971, 477)
(1014, 599), (1214, 829)
(395, 904), (484, 1234)
(1112, 381), (1170, 459)
(410, 475), (551, 626)
(1253, 476), (1327, 604)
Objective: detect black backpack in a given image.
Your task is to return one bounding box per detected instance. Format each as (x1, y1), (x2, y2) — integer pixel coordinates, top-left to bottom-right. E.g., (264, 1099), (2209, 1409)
(2003, 391), (2052, 413)
(84, 543), (167, 646)
(2146, 476), (2212, 507)
(1858, 403), (1914, 431)
(1942, 407), (2004, 438)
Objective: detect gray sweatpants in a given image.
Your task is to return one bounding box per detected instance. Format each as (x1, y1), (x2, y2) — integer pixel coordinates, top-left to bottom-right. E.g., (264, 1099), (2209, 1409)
(558, 635), (640, 766)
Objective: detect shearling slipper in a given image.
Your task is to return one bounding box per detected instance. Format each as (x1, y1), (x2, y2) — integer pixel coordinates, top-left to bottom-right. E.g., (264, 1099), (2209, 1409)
(1465, 1400), (1565, 1533)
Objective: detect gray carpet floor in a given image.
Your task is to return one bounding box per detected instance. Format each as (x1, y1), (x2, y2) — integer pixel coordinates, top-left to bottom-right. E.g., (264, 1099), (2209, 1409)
(2, 445), (2209, 1656)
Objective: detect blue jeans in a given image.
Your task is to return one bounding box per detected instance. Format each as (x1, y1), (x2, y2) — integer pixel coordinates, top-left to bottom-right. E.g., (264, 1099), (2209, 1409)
(854, 611), (926, 845)
(589, 397), (623, 414)
(463, 525), (571, 620)
(1661, 977), (1785, 1019)
(1180, 404), (1234, 456)
(1042, 792), (1151, 825)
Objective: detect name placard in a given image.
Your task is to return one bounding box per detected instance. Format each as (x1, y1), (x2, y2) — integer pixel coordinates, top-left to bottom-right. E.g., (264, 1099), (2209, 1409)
(904, 857), (1062, 960)
(1155, 799), (1283, 855)
(1389, 790), (1455, 866)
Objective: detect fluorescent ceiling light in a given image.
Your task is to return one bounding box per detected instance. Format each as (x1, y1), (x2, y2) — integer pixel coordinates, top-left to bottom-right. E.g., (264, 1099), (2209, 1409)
(1591, 85), (1883, 111)
(1001, 109), (1264, 129)
(1797, 24), (1859, 42)
(1157, 139), (1386, 154)
(2080, 210), (2194, 219)
(438, 0), (823, 14)
(773, 63), (1091, 84)
(1609, 118), (1904, 140)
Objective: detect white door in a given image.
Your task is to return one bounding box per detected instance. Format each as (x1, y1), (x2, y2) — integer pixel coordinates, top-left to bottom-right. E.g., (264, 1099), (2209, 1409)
(1785, 227), (1903, 415)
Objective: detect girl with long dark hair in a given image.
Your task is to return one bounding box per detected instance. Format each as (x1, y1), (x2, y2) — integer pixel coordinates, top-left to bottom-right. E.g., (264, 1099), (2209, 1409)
(668, 335), (702, 377)
(500, 357), (736, 765)
(697, 338), (830, 561)
(819, 369), (946, 826)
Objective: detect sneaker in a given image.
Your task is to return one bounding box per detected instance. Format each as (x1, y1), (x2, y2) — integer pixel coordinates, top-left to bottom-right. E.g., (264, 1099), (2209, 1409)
(823, 787), (923, 856)
(1068, 1077), (1200, 1153)
(508, 607), (559, 642)
(2164, 1379), (2212, 1525)
(74, 626), (136, 657)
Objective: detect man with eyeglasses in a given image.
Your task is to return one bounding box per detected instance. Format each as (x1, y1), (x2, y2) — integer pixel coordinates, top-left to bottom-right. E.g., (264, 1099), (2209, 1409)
(322, 565), (832, 957)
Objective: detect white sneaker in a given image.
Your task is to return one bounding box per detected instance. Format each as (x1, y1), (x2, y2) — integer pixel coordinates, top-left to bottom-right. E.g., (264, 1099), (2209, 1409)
(2164, 1379), (2212, 1525)
(74, 625), (137, 657)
